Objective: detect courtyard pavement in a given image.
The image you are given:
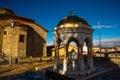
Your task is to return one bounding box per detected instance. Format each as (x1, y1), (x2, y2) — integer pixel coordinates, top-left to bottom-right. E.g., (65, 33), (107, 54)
(0, 61), (53, 78)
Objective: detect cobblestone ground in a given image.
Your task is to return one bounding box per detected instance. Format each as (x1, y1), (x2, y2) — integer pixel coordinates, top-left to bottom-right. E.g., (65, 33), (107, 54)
(0, 62), (53, 78)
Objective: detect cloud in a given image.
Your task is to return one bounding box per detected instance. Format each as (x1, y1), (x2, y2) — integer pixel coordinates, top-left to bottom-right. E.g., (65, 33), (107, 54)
(93, 38), (120, 47)
(92, 25), (113, 29)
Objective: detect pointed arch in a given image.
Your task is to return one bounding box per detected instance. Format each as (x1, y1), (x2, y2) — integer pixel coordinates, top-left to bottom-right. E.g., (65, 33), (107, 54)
(84, 37), (90, 45)
(67, 37), (80, 47)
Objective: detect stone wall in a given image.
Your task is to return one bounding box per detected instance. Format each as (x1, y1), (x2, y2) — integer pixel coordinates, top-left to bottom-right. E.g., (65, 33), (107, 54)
(0, 27), (4, 53)
(18, 26), (27, 58)
(110, 58), (120, 67)
(2, 25), (26, 58)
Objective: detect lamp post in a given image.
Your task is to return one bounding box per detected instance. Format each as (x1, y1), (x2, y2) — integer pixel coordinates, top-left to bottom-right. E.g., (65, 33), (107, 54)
(9, 22), (14, 65)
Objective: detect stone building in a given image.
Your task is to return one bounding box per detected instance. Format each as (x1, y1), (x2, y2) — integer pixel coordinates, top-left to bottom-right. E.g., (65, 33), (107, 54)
(0, 8), (48, 61)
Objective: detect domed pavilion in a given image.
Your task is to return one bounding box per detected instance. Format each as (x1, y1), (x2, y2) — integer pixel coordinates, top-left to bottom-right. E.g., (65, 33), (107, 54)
(53, 12), (94, 77)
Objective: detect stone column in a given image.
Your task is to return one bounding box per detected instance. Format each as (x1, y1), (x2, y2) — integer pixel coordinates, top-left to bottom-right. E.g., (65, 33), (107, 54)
(90, 45), (94, 69)
(78, 46), (80, 70)
(63, 44), (67, 72)
(87, 45), (90, 68)
(79, 45), (84, 71)
(54, 40), (59, 71)
(54, 43), (57, 70)
(87, 45), (93, 69)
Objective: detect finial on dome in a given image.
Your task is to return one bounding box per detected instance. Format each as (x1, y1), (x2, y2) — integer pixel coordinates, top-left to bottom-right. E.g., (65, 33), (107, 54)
(70, 11), (74, 16)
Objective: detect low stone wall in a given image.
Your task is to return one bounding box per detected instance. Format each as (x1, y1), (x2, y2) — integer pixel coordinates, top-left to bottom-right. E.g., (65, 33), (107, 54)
(18, 56), (54, 63)
(110, 58), (120, 67)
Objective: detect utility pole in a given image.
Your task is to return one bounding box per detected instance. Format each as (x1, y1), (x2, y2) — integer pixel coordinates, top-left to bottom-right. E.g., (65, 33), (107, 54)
(98, 21), (102, 57)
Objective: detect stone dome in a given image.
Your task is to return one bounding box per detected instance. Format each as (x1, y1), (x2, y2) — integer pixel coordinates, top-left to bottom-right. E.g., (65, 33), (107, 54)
(55, 13), (90, 29)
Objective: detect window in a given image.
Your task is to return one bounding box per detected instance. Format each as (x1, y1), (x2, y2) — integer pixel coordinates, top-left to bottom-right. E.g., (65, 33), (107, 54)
(4, 31), (7, 35)
(19, 35), (25, 42)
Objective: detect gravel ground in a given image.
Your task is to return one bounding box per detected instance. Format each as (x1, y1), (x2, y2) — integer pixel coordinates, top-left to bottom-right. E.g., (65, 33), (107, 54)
(0, 62), (53, 78)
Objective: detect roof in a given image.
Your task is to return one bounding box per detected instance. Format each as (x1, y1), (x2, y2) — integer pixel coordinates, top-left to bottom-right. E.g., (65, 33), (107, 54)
(56, 14), (90, 27)
(0, 8), (14, 14)
(0, 8), (48, 32)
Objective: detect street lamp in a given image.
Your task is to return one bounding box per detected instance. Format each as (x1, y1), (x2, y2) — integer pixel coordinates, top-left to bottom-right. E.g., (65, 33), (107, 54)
(11, 22), (14, 28)
(9, 22), (14, 65)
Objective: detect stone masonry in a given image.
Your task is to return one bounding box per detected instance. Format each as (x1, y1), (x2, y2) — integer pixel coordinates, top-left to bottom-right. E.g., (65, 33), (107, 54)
(0, 8), (48, 61)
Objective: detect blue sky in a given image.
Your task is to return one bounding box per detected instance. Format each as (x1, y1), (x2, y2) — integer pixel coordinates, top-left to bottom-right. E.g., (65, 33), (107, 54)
(1, 0), (120, 46)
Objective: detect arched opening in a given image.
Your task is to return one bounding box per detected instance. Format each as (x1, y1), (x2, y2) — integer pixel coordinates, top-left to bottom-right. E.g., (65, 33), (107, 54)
(83, 42), (87, 56)
(67, 38), (79, 71)
(68, 41), (77, 52)
(83, 41), (89, 69)
(83, 38), (91, 69)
